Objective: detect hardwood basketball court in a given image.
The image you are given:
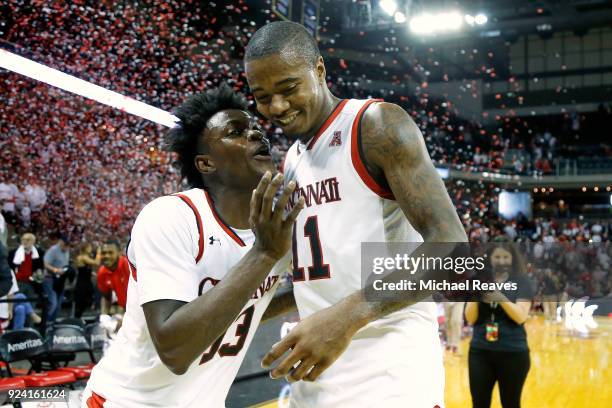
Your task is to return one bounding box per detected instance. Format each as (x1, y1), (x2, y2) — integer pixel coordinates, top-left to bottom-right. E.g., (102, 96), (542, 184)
(250, 315), (612, 408)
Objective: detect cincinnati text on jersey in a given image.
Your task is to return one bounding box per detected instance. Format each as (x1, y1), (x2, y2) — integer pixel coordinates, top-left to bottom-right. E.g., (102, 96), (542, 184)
(286, 177), (341, 209)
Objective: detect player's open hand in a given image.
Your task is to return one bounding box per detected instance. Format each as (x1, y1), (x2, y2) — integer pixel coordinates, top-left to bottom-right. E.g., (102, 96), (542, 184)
(250, 171), (304, 260)
(261, 303), (358, 383)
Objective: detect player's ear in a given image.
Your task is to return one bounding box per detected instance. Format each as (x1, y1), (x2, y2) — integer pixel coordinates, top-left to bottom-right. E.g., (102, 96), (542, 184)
(315, 56), (326, 84)
(195, 155), (216, 175)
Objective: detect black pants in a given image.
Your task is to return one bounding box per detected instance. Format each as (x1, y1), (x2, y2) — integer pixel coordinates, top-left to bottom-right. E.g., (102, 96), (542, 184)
(468, 347), (530, 408)
(74, 279), (94, 318)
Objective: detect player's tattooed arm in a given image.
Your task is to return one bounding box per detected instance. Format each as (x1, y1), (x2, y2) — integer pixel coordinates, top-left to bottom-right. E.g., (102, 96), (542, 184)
(339, 102), (470, 320)
(360, 101), (466, 242)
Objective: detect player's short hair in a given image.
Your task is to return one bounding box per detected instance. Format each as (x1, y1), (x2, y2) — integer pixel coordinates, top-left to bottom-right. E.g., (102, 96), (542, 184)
(245, 21), (321, 68)
(165, 83), (249, 188)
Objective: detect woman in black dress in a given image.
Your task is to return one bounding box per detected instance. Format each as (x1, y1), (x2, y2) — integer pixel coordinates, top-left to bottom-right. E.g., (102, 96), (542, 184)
(73, 242), (100, 318)
(465, 238), (534, 408)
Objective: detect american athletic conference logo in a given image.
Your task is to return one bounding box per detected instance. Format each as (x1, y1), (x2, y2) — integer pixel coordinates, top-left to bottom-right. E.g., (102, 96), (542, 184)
(329, 131), (342, 147)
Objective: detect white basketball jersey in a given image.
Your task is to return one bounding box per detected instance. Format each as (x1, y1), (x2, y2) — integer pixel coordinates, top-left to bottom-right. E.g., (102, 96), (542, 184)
(283, 99), (444, 407)
(86, 188), (281, 408)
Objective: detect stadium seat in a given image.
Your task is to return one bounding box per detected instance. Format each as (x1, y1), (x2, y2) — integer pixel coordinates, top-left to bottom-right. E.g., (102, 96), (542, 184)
(42, 324), (95, 368)
(0, 328), (77, 387)
(57, 317), (87, 328)
(0, 361), (28, 375)
(57, 365), (93, 379)
(0, 377), (26, 391)
(20, 371), (76, 387)
(85, 323), (106, 357)
(63, 324), (105, 377)
(39, 324), (98, 380)
(0, 328), (47, 377)
(47, 324), (106, 380)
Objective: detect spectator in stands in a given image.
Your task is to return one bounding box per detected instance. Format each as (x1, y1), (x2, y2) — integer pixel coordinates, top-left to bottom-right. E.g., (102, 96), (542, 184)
(0, 240), (14, 298)
(0, 179), (19, 225)
(0, 263), (41, 332)
(42, 233), (71, 328)
(595, 245), (609, 269)
(0, 271), (42, 332)
(0, 270), (18, 333)
(503, 221), (518, 240)
(591, 222), (604, 243)
(74, 242), (101, 318)
(541, 159), (552, 174)
(97, 240), (129, 315)
(11, 292), (42, 330)
(0, 213), (18, 329)
(0, 213), (6, 247)
(0, 1), (609, 251)
(22, 183), (47, 213)
(9, 233), (44, 299)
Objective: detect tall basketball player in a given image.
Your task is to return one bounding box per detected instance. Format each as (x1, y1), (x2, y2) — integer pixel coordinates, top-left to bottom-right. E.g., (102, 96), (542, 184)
(245, 22), (467, 407)
(83, 84), (304, 407)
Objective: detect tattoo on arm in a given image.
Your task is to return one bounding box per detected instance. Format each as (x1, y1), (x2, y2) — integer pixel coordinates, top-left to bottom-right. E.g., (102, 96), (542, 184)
(360, 102), (466, 242)
(355, 102), (468, 319)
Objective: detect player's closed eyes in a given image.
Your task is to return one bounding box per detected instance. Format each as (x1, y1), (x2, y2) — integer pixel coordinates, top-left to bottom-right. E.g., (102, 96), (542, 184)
(255, 95), (270, 104)
(282, 85), (298, 96)
(255, 85), (297, 104)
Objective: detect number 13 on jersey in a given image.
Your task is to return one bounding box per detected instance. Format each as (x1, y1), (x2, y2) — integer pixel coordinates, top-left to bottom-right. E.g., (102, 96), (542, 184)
(292, 216), (331, 282)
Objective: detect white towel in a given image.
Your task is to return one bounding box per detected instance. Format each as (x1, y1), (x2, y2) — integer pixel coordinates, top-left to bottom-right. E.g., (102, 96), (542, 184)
(12, 245), (39, 265)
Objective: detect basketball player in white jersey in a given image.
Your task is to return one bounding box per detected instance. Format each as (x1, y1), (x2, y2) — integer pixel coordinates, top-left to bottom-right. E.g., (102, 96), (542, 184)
(245, 22), (467, 407)
(83, 84), (304, 407)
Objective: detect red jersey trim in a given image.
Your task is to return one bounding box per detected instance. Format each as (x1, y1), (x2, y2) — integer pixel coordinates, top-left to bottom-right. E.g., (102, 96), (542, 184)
(306, 99), (349, 150)
(174, 194), (205, 262)
(203, 190), (246, 247)
(127, 258), (137, 282)
(350, 99), (395, 200)
(86, 390), (106, 408)
(125, 238), (137, 281)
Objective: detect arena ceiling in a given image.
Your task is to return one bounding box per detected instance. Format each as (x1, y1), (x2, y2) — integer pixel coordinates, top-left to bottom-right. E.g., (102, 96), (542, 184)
(319, 0), (612, 42)
(309, 0), (612, 83)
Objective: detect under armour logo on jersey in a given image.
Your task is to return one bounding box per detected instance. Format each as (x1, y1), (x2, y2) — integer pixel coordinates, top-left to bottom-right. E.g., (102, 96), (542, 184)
(209, 236), (221, 245)
(329, 131), (342, 147)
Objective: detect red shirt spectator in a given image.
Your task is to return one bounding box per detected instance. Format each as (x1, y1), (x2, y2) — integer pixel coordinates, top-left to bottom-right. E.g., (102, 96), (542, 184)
(98, 242), (130, 311)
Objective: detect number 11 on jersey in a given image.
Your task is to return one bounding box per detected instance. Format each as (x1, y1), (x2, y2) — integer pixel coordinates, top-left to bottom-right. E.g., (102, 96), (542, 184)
(292, 215), (331, 282)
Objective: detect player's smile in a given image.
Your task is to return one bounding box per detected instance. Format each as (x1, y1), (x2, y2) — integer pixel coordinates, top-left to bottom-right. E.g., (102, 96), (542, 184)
(273, 111), (300, 129)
